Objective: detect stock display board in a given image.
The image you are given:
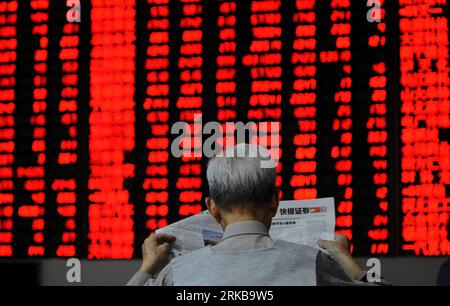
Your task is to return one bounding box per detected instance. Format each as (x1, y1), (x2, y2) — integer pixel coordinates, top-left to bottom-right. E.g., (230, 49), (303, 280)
(0, 0), (448, 258)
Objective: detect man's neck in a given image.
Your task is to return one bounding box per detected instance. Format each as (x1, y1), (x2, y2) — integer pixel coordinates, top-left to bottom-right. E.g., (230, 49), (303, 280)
(221, 212), (269, 231)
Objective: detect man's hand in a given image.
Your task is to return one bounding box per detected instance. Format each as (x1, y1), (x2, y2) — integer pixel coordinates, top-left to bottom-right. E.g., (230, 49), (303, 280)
(140, 233), (176, 275)
(318, 234), (364, 281)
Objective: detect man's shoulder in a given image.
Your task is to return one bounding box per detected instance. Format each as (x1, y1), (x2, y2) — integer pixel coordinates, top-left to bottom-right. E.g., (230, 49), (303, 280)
(272, 239), (319, 261)
(167, 240), (319, 269)
(169, 247), (212, 267)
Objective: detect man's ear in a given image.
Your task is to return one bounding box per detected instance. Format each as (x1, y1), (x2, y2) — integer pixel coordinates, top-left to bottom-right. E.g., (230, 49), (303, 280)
(270, 191), (280, 217)
(205, 197), (222, 224)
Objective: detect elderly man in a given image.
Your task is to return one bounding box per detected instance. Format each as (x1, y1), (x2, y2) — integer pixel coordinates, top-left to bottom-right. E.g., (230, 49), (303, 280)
(128, 144), (377, 286)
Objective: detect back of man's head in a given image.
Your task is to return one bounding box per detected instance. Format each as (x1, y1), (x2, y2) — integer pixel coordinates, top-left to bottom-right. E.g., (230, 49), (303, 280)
(206, 143), (277, 212)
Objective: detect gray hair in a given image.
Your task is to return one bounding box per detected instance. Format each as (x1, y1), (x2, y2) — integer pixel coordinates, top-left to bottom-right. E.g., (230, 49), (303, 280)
(206, 143), (277, 210)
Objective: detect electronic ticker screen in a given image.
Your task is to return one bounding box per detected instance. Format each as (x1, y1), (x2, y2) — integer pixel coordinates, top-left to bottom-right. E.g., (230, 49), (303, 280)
(0, 0), (448, 258)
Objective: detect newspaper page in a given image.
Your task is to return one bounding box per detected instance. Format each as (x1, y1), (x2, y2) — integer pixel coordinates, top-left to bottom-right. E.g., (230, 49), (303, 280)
(269, 197), (335, 248)
(156, 198), (335, 256)
(156, 211), (223, 256)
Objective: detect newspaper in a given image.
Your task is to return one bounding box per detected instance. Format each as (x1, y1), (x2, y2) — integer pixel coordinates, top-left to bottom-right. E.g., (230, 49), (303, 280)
(156, 197), (335, 256)
(269, 198), (335, 248)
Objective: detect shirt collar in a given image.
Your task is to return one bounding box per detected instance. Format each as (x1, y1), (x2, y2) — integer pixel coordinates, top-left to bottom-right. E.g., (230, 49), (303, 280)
(222, 220), (269, 240)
